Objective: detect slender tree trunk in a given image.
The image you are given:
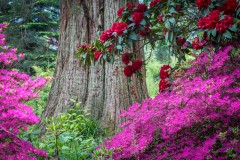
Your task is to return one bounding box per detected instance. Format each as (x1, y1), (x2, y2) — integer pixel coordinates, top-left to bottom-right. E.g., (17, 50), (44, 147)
(41, 0), (148, 131)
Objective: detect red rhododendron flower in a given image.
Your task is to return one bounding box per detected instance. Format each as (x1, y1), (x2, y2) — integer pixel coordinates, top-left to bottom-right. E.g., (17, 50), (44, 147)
(127, 3), (134, 9)
(124, 65), (134, 77)
(216, 15), (234, 33)
(139, 26), (151, 37)
(132, 12), (144, 25)
(111, 22), (128, 36)
(196, 0), (212, 9)
(192, 37), (205, 50)
(158, 15), (164, 23)
(164, 28), (168, 36)
(198, 10), (220, 30)
(159, 65), (171, 79)
(150, 0), (161, 8)
(137, 4), (148, 12)
(132, 60), (143, 71)
(77, 43), (92, 52)
(122, 53), (130, 65)
(218, 0), (238, 14)
(117, 7), (125, 17)
(176, 37), (186, 46)
(99, 29), (113, 43)
(176, 5), (181, 11)
(108, 44), (114, 52)
(159, 79), (170, 91)
(94, 51), (102, 61)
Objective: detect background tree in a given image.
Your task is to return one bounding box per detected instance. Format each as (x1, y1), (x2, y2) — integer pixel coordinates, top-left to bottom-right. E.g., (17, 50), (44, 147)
(41, 0), (148, 131)
(0, 0), (59, 74)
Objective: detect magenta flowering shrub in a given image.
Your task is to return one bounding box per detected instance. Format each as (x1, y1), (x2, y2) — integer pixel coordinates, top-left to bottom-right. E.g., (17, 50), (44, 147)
(102, 46), (240, 159)
(0, 24), (47, 159)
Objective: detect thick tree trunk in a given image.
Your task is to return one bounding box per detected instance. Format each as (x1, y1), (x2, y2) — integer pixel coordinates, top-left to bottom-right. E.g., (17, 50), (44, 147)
(41, 0), (148, 131)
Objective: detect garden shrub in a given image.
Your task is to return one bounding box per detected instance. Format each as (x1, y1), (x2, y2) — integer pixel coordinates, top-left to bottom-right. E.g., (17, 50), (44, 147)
(0, 23), (47, 159)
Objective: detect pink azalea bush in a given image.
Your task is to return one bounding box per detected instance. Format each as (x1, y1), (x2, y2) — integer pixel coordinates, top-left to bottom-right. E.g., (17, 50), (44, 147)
(102, 46), (240, 159)
(0, 23), (47, 159)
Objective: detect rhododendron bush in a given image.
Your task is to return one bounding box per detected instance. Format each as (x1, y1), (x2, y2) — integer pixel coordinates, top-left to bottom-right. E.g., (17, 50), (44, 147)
(0, 24), (47, 159)
(74, 0), (240, 159)
(76, 0), (239, 77)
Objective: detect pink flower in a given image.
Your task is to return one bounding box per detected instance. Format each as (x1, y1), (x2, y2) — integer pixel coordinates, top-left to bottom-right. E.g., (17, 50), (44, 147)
(19, 53), (25, 59)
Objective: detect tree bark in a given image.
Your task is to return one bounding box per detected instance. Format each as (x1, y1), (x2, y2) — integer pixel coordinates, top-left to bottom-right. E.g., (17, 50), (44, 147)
(41, 0), (148, 131)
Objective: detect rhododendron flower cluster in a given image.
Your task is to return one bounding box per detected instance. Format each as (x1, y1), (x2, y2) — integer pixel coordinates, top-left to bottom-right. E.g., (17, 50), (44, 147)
(150, 0), (161, 8)
(218, 0), (239, 14)
(101, 46), (240, 159)
(0, 24), (47, 159)
(123, 59), (143, 77)
(196, 0), (212, 9)
(137, 4), (148, 12)
(159, 65), (171, 91)
(132, 11), (144, 25)
(139, 26), (151, 37)
(198, 10), (220, 30)
(111, 22), (128, 36)
(94, 51), (102, 61)
(216, 15), (234, 33)
(117, 7), (125, 17)
(192, 37), (207, 50)
(157, 15), (164, 23)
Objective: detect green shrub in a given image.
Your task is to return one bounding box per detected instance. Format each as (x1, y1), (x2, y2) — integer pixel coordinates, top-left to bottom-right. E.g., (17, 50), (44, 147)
(22, 103), (105, 160)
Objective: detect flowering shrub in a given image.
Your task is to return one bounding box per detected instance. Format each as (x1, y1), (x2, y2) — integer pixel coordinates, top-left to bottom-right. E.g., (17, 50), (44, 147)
(0, 23), (47, 159)
(102, 46), (240, 159)
(76, 0), (240, 78)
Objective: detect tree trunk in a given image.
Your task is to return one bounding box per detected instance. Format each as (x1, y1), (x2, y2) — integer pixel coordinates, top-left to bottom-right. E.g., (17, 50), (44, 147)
(41, 0), (148, 131)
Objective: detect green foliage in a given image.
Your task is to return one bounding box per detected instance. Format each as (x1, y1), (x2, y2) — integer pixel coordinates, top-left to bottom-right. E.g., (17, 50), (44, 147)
(0, 0), (59, 75)
(22, 102), (106, 160)
(92, 146), (114, 160)
(26, 66), (53, 116)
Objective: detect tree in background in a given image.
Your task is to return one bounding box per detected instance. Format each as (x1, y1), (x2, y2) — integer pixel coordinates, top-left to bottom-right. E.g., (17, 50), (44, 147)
(41, 0), (148, 131)
(0, 0), (59, 74)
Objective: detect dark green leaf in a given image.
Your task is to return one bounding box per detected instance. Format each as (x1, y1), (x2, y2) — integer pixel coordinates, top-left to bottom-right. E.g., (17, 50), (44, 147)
(223, 30), (232, 39)
(127, 38), (133, 47)
(118, 36), (123, 43)
(169, 17), (176, 24)
(211, 28), (216, 37)
(140, 19), (147, 26)
(128, 23), (135, 28)
(116, 45), (123, 50)
(165, 31), (169, 42)
(165, 20), (171, 29)
(237, 8), (240, 16)
(128, 16), (133, 21)
(229, 25), (238, 32)
(129, 33), (138, 40)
